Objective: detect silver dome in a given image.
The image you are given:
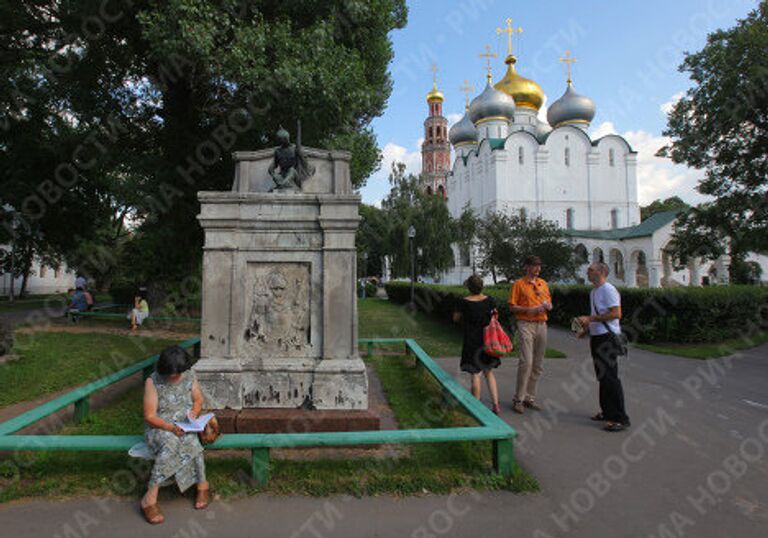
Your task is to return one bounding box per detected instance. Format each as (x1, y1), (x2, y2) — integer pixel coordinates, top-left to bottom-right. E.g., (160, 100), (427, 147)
(469, 81), (515, 124)
(547, 83), (596, 128)
(449, 110), (478, 146)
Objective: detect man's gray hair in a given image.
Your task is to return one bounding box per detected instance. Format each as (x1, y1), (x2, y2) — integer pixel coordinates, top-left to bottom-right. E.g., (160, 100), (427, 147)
(591, 262), (610, 276)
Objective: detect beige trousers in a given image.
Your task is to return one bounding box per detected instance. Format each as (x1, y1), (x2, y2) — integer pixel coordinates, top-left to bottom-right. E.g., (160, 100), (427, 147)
(515, 320), (547, 402)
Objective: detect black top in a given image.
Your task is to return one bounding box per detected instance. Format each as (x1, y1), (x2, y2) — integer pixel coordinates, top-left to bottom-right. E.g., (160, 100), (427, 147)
(457, 296), (500, 374)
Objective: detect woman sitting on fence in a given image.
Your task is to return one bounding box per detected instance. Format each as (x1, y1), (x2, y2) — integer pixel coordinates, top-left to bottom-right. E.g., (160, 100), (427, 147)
(129, 290), (150, 331)
(453, 274), (502, 415)
(141, 346), (209, 524)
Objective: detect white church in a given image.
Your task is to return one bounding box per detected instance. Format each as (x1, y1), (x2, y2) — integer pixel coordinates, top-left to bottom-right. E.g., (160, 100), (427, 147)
(421, 24), (740, 288)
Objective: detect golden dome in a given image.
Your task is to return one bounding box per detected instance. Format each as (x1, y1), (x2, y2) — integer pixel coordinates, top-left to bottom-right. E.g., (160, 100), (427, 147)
(426, 82), (444, 103)
(494, 55), (545, 111)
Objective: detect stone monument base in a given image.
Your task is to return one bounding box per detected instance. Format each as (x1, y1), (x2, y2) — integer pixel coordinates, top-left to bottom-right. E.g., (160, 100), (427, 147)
(213, 408), (380, 434)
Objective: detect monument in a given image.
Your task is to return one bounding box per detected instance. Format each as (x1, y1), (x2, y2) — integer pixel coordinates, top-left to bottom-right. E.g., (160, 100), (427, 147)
(194, 127), (375, 431)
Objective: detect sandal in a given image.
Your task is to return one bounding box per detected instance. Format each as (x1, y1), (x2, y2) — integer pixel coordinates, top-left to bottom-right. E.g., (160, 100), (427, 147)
(590, 413), (605, 421)
(604, 422), (628, 432)
(141, 503), (164, 524)
(491, 404), (501, 415)
(195, 488), (210, 510)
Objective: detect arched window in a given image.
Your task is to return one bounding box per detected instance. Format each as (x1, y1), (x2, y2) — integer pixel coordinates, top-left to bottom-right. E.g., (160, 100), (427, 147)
(566, 208), (575, 229)
(518, 146), (524, 165)
(611, 208), (619, 229)
(574, 244), (589, 265)
(564, 147), (570, 167)
(428, 126), (433, 141)
(39, 265), (47, 278)
(609, 148), (615, 167)
(437, 185), (445, 198)
(426, 186), (433, 195)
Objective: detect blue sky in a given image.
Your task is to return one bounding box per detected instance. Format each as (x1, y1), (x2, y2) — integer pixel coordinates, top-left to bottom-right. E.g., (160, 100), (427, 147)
(359, 0), (759, 206)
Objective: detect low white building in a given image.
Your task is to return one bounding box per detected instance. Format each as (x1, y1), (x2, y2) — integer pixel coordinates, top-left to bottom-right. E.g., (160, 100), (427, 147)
(0, 249), (74, 296)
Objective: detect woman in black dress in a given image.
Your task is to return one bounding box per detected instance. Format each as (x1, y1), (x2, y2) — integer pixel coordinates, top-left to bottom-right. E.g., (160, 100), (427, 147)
(453, 275), (501, 414)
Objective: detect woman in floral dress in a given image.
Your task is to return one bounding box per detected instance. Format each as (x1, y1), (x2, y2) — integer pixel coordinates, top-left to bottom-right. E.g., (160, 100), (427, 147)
(140, 346), (209, 524)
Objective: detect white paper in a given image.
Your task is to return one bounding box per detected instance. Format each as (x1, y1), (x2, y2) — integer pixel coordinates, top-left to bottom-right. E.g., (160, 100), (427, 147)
(174, 412), (215, 433)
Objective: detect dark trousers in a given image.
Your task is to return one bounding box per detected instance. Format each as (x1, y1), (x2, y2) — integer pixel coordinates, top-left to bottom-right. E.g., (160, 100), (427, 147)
(590, 334), (630, 424)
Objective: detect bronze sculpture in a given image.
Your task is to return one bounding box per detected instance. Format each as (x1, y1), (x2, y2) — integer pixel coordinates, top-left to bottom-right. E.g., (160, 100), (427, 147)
(268, 122), (314, 191)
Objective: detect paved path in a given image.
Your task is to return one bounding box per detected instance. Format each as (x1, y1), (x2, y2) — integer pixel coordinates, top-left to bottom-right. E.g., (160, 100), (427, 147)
(1, 328), (767, 537)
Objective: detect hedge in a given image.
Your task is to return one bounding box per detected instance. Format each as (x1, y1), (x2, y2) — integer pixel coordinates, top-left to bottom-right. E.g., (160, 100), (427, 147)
(384, 282), (768, 344)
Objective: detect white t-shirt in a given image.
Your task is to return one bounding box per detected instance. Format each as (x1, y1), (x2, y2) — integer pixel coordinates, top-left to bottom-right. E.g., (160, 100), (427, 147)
(589, 282), (621, 336)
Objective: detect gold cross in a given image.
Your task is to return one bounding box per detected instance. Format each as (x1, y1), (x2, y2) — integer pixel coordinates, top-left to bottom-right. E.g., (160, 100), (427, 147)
(459, 80), (475, 109)
(496, 17), (523, 57)
(560, 50), (577, 84)
(479, 45), (498, 81)
(431, 63), (438, 86)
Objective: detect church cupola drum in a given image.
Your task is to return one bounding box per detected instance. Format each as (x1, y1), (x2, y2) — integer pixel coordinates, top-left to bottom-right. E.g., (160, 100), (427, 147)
(421, 65), (451, 198)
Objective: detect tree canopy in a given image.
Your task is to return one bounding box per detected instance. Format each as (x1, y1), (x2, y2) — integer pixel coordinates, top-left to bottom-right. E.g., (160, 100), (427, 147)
(0, 0), (407, 292)
(658, 2), (768, 264)
(640, 196), (689, 221)
(380, 163), (455, 279)
(473, 210), (576, 283)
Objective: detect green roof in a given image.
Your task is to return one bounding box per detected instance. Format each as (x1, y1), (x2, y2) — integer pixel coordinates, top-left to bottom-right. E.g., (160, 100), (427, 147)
(489, 138), (506, 150)
(565, 211), (680, 241)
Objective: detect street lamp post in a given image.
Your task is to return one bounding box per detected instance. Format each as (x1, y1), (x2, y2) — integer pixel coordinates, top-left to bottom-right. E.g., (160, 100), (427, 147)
(408, 225), (416, 308)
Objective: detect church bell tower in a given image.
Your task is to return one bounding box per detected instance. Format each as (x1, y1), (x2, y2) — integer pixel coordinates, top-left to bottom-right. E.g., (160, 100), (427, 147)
(421, 65), (451, 198)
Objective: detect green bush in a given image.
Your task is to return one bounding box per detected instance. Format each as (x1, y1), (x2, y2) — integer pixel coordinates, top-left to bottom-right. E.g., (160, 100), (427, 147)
(384, 282), (768, 344)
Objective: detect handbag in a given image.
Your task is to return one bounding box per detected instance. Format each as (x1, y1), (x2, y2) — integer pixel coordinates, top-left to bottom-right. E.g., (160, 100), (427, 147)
(198, 415), (221, 445)
(484, 310), (514, 357)
(601, 321), (628, 357)
(592, 297), (628, 357)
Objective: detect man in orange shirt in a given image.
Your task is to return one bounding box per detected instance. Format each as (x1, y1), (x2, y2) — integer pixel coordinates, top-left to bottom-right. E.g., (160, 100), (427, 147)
(508, 255), (552, 414)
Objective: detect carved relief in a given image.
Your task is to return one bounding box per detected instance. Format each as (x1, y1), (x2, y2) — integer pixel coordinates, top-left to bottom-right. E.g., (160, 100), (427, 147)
(244, 264), (310, 355)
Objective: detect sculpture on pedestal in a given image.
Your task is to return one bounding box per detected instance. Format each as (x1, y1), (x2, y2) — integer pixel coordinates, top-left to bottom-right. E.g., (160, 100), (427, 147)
(268, 124), (315, 192)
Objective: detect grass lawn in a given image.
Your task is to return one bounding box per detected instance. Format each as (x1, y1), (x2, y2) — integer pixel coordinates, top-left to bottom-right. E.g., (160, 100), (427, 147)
(0, 332), (179, 408)
(358, 298), (566, 358)
(634, 330), (768, 359)
(0, 353), (538, 501)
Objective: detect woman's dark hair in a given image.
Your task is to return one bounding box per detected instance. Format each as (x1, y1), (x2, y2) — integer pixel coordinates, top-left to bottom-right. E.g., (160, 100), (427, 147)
(156, 346), (191, 376)
(465, 274), (484, 295)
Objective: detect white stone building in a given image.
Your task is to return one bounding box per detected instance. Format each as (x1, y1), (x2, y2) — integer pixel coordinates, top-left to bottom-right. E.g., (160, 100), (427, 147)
(0, 248), (74, 296)
(434, 41), (737, 287)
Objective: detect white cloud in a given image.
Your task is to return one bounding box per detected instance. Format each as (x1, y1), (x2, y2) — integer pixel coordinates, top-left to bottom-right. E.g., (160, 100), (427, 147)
(660, 91), (685, 116)
(590, 121), (707, 206)
(446, 112), (463, 127)
(360, 140), (423, 204)
(536, 95), (549, 123)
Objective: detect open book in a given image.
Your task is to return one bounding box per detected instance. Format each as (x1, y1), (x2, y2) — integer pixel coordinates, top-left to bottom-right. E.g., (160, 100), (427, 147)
(174, 412), (215, 433)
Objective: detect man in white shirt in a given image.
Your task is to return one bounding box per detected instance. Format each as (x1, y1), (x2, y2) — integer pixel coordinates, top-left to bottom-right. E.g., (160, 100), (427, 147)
(577, 262), (630, 432)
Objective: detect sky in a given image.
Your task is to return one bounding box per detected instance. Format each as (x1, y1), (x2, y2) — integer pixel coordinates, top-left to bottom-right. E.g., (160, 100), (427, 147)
(359, 0), (760, 207)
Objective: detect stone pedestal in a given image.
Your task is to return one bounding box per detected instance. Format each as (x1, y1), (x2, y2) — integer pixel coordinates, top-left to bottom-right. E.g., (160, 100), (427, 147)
(195, 147), (366, 411)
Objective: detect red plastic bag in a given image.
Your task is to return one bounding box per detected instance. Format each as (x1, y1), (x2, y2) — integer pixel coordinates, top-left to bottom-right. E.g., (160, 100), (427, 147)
(484, 314), (513, 357)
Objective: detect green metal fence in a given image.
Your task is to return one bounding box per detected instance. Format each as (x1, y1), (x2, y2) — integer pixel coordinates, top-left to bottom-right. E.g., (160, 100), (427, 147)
(0, 338), (517, 485)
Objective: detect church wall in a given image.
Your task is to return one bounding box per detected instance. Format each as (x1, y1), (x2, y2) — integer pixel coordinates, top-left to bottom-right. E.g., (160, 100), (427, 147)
(497, 132), (539, 207)
(541, 127), (593, 228)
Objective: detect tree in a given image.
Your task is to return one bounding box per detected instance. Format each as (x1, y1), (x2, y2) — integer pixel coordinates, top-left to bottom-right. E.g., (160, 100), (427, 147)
(640, 196), (689, 221)
(475, 211), (576, 283)
(1, 1), (407, 290)
(357, 203), (387, 278)
(658, 2), (768, 266)
(454, 203), (479, 270)
(381, 163), (454, 278)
